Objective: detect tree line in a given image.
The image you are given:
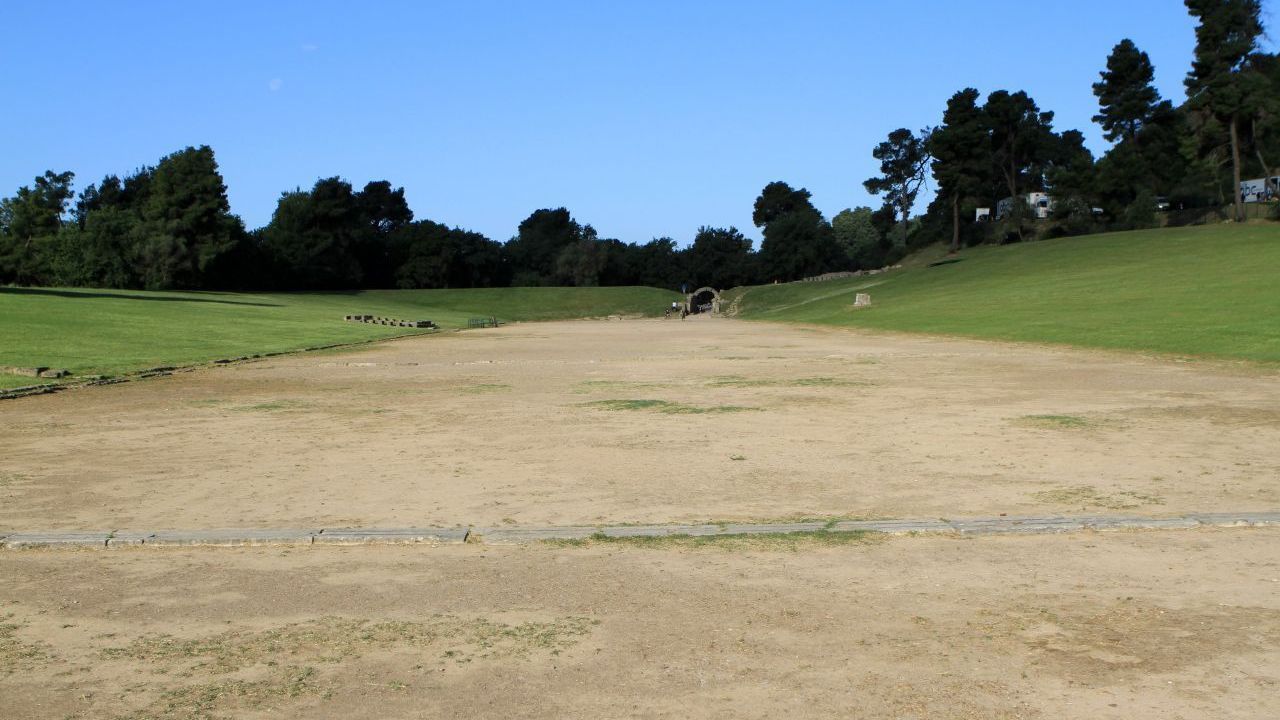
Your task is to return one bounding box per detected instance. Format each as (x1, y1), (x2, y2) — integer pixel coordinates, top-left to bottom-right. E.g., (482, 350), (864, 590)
(916, 0), (1278, 252)
(2, 0), (1275, 293)
(0, 146), (898, 292)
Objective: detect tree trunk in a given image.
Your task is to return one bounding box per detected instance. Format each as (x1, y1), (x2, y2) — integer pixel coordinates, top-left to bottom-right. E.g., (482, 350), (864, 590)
(900, 199), (910, 251)
(950, 193), (960, 254)
(1230, 117), (1244, 222)
(1005, 157), (1023, 242)
(1254, 118), (1276, 201)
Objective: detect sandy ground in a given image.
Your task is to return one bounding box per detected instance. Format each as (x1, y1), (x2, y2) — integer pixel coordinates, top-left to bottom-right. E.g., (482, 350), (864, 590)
(1, 529), (1278, 719)
(2, 317), (1279, 532)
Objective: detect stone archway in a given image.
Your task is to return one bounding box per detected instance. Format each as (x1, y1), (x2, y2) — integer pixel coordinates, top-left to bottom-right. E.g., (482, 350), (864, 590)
(685, 287), (722, 314)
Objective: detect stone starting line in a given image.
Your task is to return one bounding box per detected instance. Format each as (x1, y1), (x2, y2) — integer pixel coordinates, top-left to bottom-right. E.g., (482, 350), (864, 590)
(2, 511), (1279, 549)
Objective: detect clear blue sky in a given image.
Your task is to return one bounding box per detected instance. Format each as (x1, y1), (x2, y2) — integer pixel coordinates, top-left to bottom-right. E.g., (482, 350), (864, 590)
(2, 1), (1270, 246)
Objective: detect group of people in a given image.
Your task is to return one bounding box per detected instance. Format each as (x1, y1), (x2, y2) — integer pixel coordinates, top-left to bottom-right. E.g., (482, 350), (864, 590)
(665, 301), (688, 320)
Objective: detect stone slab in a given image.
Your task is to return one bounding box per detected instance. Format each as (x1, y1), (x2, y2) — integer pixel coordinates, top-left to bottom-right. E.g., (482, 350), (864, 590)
(1187, 512), (1280, 528)
(146, 529), (317, 546)
(833, 519), (952, 534)
(473, 526), (599, 543)
(1087, 517), (1201, 531)
(599, 524), (725, 538)
(947, 515), (1075, 532)
(717, 522), (828, 536)
(954, 516), (1090, 535)
(4, 532), (111, 549)
(106, 532), (156, 547)
(314, 527), (467, 544)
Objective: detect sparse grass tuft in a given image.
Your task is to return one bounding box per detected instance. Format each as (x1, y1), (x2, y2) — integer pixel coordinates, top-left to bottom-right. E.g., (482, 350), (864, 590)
(131, 665), (321, 720)
(1018, 414), (1093, 429)
(1032, 485), (1165, 510)
(231, 399), (311, 413)
(575, 379), (664, 391)
(584, 399), (760, 414)
(707, 375), (865, 388)
(0, 614), (49, 675)
(459, 383), (512, 394)
(102, 615), (595, 672)
(101, 615), (597, 719)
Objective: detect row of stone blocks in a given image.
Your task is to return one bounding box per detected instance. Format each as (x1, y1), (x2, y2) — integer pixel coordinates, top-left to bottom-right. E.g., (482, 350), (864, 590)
(344, 315), (437, 329)
(2, 366), (70, 378)
(2, 512), (1278, 549)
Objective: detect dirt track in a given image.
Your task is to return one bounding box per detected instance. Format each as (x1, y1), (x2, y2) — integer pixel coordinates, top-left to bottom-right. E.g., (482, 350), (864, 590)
(4, 317), (1280, 718)
(3, 530), (1279, 719)
(3, 317), (1278, 532)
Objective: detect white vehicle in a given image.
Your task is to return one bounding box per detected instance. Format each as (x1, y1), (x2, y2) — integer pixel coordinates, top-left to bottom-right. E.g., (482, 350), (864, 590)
(974, 207), (992, 222)
(995, 192), (1054, 220)
(1240, 177), (1279, 203)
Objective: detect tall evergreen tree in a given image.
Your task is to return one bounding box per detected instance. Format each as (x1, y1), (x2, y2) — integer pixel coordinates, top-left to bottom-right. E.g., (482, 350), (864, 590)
(133, 146), (240, 289)
(261, 177), (365, 289)
(863, 127), (933, 243)
(1093, 39), (1163, 143)
(1184, 0), (1265, 221)
(831, 207), (887, 268)
(684, 226), (755, 289)
(929, 89), (990, 252)
(0, 170), (75, 284)
(752, 182), (841, 281)
(353, 180), (413, 287)
(504, 208), (583, 286)
(984, 90), (1057, 240)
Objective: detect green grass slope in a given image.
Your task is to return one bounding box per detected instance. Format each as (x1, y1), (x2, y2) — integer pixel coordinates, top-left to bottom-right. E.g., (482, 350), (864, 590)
(0, 285), (680, 384)
(727, 225), (1280, 363)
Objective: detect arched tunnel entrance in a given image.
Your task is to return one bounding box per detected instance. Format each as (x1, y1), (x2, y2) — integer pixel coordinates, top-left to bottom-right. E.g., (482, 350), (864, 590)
(685, 287), (722, 315)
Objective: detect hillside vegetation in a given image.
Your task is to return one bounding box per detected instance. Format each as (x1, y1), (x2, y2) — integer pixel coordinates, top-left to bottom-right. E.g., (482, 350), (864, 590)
(0, 285), (679, 387)
(725, 225), (1280, 363)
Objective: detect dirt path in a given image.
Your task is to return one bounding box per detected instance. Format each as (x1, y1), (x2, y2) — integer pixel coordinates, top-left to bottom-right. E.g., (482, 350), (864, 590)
(3, 318), (1278, 532)
(3, 529), (1278, 719)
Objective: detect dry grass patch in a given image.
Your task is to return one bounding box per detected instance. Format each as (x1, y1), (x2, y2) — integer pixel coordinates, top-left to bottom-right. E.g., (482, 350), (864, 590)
(0, 614), (49, 675)
(1031, 485), (1164, 510)
(457, 383), (512, 394)
(102, 615), (596, 673)
(584, 399), (760, 414)
(1017, 414), (1094, 429)
(998, 600), (1280, 682)
(706, 375), (866, 388)
(100, 615), (597, 719)
(573, 379), (668, 393)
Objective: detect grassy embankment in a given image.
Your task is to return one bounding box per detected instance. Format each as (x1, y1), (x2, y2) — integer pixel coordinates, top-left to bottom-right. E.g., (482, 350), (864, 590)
(0, 286), (680, 388)
(725, 224), (1280, 364)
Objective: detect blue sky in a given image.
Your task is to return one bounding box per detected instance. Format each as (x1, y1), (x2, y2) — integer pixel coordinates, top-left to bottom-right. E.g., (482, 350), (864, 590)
(2, 1), (1270, 246)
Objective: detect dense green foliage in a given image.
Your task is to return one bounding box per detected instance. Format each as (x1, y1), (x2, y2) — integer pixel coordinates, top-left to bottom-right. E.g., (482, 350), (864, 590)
(726, 225), (1280, 363)
(913, 2), (1278, 250)
(0, 285), (680, 385)
(863, 127), (933, 236)
(753, 181), (844, 281)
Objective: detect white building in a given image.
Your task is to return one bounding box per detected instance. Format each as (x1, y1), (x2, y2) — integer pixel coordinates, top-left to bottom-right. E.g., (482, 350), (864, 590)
(995, 192), (1054, 220)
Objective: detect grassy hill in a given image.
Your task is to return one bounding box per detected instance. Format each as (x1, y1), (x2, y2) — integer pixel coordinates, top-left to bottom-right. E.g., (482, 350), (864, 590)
(725, 224), (1280, 363)
(0, 285), (680, 387)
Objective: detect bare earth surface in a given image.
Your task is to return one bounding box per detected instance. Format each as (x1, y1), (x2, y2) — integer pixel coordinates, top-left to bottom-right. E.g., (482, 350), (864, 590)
(4, 318), (1280, 718)
(2, 530), (1278, 719)
(3, 317), (1278, 532)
